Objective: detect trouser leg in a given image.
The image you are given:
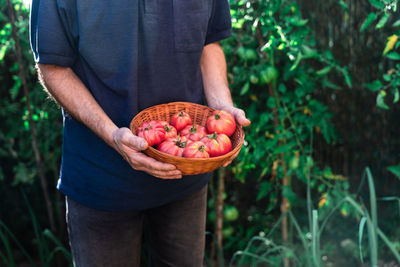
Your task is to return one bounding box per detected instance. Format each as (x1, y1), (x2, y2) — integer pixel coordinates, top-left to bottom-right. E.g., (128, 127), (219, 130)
(66, 197), (144, 267)
(146, 185), (208, 267)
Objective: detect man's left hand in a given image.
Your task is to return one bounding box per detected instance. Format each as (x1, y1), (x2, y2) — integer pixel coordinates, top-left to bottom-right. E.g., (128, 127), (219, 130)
(213, 105), (250, 167)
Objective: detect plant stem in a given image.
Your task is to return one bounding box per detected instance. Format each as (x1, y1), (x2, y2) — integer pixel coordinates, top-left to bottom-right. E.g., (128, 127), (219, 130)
(268, 83), (290, 267)
(7, 0), (56, 233)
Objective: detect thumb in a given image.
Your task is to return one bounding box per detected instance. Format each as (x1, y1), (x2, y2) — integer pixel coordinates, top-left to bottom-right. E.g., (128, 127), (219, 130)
(128, 134), (149, 151)
(232, 108), (251, 127)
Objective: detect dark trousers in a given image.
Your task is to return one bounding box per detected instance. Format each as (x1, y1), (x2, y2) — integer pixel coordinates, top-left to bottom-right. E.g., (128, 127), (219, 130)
(66, 185), (207, 267)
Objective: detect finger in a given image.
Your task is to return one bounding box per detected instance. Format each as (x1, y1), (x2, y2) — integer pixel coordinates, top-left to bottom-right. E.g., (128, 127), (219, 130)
(223, 160), (232, 167)
(149, 170), (183, 179)
(123, 132), (148, 151)
(132, 152), (179, 172)
(223, 150), (240, 167)
(232, 108), (251, 127)
(135, 166), (183, 179)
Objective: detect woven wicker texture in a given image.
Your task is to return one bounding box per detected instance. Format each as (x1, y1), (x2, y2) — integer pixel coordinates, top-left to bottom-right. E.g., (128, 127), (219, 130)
(130, 102), (245, 175)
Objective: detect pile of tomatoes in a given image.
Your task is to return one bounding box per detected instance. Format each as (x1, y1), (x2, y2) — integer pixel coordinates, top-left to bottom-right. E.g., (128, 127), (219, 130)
(137, 110), (236, 158)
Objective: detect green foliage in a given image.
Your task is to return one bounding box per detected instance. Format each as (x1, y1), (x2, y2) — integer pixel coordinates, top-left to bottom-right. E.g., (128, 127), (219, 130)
(0, 1), (65, 265)
(361, 0), (400, 109)
(230, 168), (400, 266)
(0, 191), (72, 267)
(218, 0), (349, 256)
(0, 2), (62, 182)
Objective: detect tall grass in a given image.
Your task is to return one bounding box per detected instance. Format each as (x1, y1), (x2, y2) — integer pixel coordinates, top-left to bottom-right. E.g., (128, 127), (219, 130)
(229, 167), (400, 266)
(0, 191), (72, 267)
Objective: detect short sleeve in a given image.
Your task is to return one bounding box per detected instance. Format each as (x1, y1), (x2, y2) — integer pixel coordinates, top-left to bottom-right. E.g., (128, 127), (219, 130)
(30, 0), (78, 67)
(204, 0), (232, 45)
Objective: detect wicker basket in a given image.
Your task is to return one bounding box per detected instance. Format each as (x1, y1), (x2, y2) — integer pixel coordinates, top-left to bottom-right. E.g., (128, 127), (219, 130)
(129, 102), (245, 175)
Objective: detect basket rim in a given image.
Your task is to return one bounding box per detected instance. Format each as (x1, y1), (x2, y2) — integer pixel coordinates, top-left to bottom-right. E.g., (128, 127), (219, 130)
(129, 101), (245, 162)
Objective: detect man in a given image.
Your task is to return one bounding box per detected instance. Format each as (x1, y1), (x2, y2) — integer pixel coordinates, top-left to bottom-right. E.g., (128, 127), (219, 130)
(30, 0), (250, 265)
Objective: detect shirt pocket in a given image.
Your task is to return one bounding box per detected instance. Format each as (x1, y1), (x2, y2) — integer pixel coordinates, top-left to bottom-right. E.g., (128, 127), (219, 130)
(173, 0), (210, 52)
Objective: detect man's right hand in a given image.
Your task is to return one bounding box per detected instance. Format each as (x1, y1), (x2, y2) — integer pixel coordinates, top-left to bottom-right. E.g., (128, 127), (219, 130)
(112, 127), (182, 179)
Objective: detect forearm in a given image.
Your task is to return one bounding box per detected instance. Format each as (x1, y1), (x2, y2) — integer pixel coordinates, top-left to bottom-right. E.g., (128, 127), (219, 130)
(37, 63), (118, 149)
(201, 42), (233, 109)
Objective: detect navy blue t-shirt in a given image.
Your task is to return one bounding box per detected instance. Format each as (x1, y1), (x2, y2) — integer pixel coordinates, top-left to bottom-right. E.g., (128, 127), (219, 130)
(30, 0), (232, 211)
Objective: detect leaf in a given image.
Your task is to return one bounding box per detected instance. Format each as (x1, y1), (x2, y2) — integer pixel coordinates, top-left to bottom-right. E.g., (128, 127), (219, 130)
(0, 45), (7, 61)
(369, 0), (385, 9)
(387, 164), (400, 179)
(383, 35), (398, 55)
(377, 90), (390, 109)
(342, 68), (352, 88)
(282, 186), (296, 204)
(322, 79), (341, 90)
(361, 13), (377, 31)
(376, 13), (390, 29)
(301, 45), (317, 58)
(364, 80), (383, 91)
(240, 82), (250, 95)
(386, 52), (400, 60)
(316, 66), (333, 76)
(392, 20), (400, 27)
(339, 0), (348, 10)
(393, 88), (399, 103)
(383, 74), (391, 81)
(257, 181), (272, 201)
(358, 216), (367, 263)
(289, 53), (302, 71)
(289, 17), (308, 27)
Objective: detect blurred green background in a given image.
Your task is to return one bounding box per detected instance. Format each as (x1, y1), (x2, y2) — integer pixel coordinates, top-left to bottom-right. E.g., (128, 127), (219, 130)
(1, 0), (400, 266)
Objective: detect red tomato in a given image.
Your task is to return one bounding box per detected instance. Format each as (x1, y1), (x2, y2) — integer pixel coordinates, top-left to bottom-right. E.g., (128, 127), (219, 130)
(200, 132), (232, 157)
(183, 141), (210, 158)
(157, 135), (190, 157)
(170, 111), (192, 131)
(137, 121), (166, 146)
(140, 120), (163, 129)
(206, 110), (236, 137)
(180, 124), (208, 141)
(159, 121), (178, 139)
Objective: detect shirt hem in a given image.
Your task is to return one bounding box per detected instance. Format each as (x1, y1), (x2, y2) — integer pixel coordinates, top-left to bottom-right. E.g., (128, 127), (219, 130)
(36, 53), (76, 67)
(205, 28), (232, 45)
(57, 176), (211, 211)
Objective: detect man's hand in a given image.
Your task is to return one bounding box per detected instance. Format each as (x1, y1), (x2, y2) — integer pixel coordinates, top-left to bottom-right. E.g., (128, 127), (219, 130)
(200, 42), (251, 168)
(217, 105), (251, 128)
(112, 128), (182, 179)
(215, 105), (250, 167)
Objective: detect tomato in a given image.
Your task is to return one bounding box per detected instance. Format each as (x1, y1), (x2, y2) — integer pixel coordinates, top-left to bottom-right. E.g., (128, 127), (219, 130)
(206, 110), (236, 137)
(170, 111), (192, 131)
(200, 132), (232, 157)
(222, 226), (234, 238)
(183, 141), (210, 158)
(157, 135), (190, 157)
(259, 66), (278, 85)
(159, 121), (178, 139)
(224, 205), (239, 222)
(137, 120), (166, 146)
(180, 124), (208, 141)
(140, 120), (163, 129)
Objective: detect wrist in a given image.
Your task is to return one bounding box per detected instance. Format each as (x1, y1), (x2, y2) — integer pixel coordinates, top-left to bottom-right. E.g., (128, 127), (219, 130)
(106, 124), (121, 150)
